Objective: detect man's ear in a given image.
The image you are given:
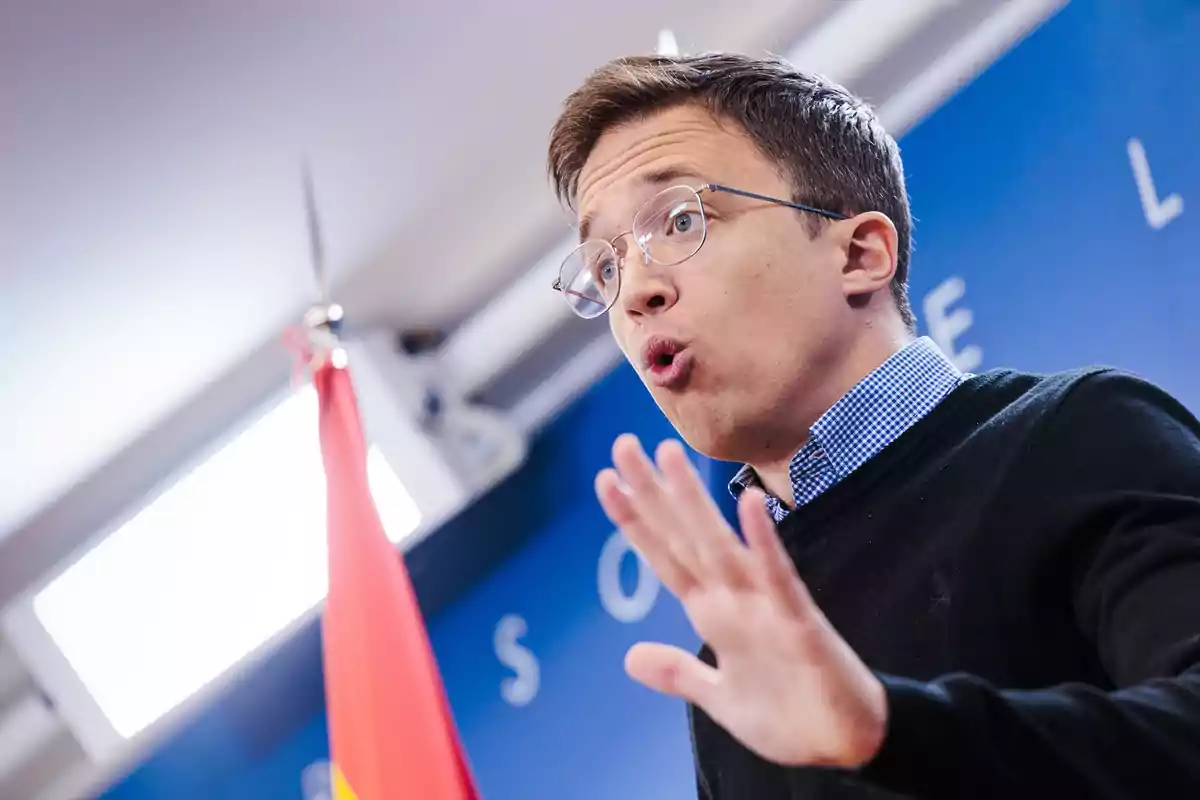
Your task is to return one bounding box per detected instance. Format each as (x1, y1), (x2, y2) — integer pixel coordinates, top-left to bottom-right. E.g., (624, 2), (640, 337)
(839, 211), (899, 299)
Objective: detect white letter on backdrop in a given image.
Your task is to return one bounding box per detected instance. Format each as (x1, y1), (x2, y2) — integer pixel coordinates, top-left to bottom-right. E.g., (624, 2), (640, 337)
(924, 276), (983, 372)
(494, 613), (540, 707)
(1128, 137), (1183, 230)
(598, 530), (660, 623)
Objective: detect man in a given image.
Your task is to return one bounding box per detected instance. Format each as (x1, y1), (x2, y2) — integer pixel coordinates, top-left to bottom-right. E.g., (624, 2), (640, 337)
(545, 53), (1200, 798)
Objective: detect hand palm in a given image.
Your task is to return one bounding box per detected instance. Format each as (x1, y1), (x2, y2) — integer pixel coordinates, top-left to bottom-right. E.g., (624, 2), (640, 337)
(596, 435), (886, 769)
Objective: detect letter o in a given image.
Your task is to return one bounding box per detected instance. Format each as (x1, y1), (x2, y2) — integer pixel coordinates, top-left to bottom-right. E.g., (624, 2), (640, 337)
(597, 530), (660, 623)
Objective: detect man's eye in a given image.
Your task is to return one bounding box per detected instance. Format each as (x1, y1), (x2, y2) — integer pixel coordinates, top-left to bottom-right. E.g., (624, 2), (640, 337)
(670, 211), (698, 234)
(591, 257), (617, 284)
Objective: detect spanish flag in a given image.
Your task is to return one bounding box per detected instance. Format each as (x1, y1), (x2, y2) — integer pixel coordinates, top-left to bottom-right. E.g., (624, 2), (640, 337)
(314, 358), (479, 800)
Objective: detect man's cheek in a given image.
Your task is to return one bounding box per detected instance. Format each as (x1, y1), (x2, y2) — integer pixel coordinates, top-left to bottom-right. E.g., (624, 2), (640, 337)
(610, 319), (633, 360)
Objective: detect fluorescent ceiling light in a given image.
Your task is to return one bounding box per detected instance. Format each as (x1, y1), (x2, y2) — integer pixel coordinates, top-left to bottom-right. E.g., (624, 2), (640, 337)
(785, 0), (952, 86)
(31, 385), (421, 740)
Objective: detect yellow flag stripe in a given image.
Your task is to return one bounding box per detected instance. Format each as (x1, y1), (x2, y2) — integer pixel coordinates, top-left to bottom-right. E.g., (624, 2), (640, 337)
(332, 763), (360, 800)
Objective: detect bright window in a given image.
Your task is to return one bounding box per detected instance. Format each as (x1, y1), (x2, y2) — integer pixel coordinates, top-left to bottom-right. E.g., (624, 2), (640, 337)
(32, 386), (421, 739)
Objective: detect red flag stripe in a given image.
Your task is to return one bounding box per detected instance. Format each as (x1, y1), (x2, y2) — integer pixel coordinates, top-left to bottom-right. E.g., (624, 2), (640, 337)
(315, 361), (479, 800)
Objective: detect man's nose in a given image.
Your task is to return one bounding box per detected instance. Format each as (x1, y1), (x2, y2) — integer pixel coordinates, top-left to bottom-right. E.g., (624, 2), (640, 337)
(616, 244), (678, 319)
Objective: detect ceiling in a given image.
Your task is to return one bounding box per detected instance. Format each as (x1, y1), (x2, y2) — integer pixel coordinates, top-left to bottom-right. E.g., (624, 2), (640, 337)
(0, 0), (833, 540)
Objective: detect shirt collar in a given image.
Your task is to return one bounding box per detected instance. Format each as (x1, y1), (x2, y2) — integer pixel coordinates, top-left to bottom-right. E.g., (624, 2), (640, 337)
(729, 337), (963, 502)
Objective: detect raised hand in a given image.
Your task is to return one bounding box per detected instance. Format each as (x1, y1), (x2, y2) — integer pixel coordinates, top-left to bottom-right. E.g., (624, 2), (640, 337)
(595, 434), (888, 769)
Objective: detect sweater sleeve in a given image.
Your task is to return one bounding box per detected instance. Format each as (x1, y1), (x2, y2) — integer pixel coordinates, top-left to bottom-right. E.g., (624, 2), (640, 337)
(857, 369), (1200, 798)
(695, 765), (713, 800)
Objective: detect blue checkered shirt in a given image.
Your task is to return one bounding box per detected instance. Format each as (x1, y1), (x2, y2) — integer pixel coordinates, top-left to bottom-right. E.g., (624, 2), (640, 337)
(729, 337), (966, 522)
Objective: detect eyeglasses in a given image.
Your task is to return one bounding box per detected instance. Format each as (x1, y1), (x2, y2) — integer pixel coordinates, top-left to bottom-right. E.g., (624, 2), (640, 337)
(552, 183), (845, 319)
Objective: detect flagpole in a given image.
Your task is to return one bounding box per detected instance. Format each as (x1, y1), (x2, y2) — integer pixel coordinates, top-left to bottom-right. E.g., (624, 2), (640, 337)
(293, 163), (481, 800)
(297, 160), (346, 370)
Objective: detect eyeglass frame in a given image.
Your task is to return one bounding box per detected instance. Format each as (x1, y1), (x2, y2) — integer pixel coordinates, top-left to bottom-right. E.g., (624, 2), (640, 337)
(551, 182), (847, 316)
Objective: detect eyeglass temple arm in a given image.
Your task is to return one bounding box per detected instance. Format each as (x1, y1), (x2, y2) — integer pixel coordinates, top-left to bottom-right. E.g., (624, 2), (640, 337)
(705, 183), (846, 220)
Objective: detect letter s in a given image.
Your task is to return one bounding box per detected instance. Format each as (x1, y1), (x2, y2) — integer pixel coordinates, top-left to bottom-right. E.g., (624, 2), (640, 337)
(494, 613), (539, 707)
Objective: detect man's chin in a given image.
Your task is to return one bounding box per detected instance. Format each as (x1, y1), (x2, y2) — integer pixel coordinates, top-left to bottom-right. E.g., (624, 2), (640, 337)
(657, 411), (731, 462)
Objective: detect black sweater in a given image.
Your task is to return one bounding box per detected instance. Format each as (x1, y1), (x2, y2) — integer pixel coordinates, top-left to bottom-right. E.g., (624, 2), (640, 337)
(690, 368), (1200, 799)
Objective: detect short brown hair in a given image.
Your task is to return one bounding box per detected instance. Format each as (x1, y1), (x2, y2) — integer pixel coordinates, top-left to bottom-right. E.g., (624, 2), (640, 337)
(547, 52), (915, 331)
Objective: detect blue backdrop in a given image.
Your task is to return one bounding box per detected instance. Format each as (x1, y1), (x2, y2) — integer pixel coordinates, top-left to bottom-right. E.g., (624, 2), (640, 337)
(99, 1), (1200, 797)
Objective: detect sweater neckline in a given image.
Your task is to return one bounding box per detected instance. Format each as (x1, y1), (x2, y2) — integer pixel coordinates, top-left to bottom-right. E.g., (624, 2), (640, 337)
(773, 370), (1009, 544)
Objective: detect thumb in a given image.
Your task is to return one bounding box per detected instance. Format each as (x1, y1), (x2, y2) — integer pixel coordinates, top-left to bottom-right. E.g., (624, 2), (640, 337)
(625, 642), (719, 706)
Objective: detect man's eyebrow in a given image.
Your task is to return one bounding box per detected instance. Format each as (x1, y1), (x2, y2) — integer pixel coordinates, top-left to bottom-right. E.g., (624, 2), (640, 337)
(639, 165), (705, 188)
(577, 165), (707, 242)
(578, 212), (595, 243)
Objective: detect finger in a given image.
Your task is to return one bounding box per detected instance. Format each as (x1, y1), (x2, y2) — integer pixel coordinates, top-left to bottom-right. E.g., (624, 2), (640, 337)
(595, 468), (697, 596)
(612, 434), (707, 581)
(611, 433), (663, 495)
(625, 641), (720, 710)
(656, 440), (752, 587)
(738, 489), (817, 618)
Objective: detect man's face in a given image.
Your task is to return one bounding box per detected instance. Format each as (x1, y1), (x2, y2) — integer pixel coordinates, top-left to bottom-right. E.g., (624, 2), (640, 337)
(575, 105), (856, 462)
